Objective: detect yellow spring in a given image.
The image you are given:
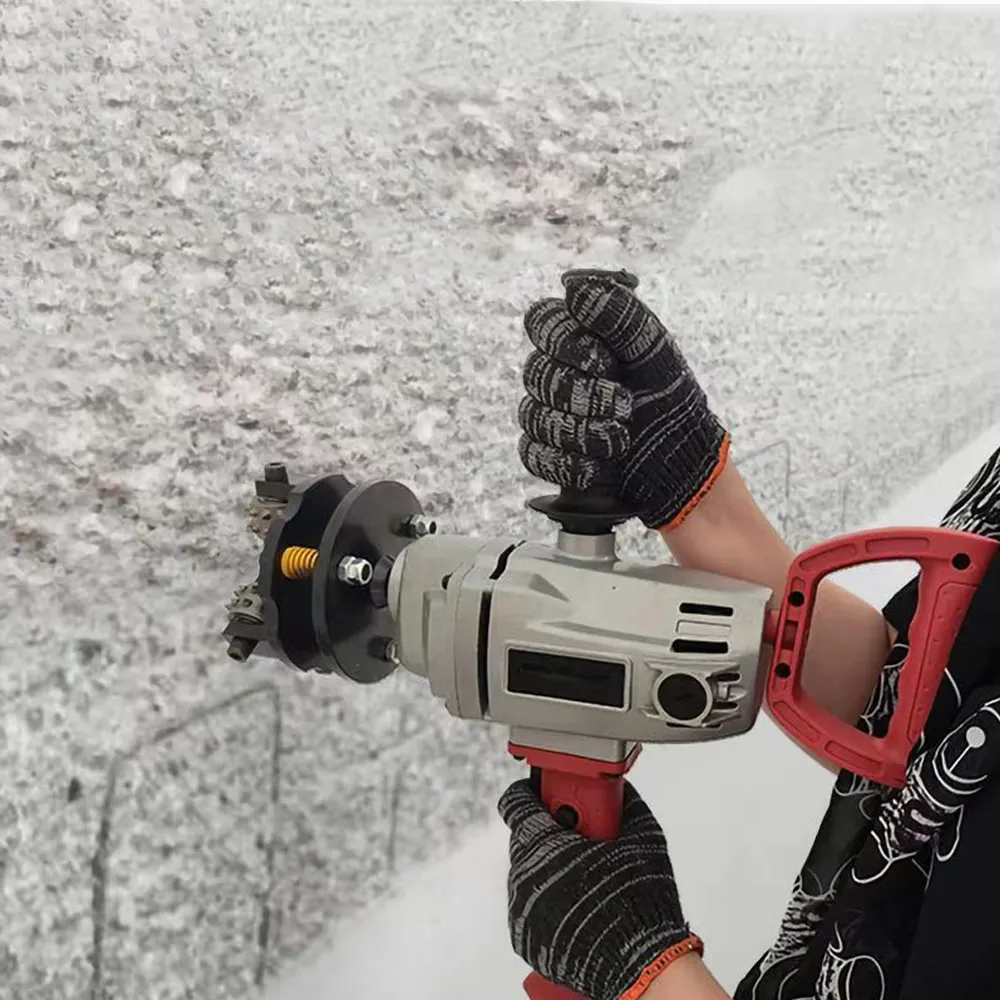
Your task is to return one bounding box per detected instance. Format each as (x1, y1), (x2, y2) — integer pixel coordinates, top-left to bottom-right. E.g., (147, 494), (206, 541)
(280, 546), (319, 580)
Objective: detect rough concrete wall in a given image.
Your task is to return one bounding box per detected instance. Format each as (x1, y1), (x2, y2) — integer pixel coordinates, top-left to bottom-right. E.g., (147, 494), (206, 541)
(3, 4), (1000, 998)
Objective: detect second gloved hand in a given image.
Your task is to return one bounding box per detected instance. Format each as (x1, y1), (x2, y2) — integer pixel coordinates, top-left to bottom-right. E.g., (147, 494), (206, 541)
(518, 270), (729, 530)
(499, 778), (703, 1000)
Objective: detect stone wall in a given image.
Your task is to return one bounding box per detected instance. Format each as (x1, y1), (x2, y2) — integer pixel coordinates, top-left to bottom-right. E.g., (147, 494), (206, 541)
(4, 5), (1000, 998)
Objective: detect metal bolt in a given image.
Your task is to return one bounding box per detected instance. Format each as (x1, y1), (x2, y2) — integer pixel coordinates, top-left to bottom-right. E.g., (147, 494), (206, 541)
(402, 514), (437, 538)
(337, 555), (373, 586)
(264, 463), (288, 483)
(227, 636), (258, 662)
(369, 637), (399, 665)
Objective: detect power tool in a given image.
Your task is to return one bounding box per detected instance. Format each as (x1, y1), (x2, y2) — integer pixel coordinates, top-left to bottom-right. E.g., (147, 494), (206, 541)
(222, 463), (996, 1000)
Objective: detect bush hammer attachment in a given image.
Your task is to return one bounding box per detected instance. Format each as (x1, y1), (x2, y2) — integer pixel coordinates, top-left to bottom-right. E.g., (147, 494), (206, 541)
(222, 465), (430, 682)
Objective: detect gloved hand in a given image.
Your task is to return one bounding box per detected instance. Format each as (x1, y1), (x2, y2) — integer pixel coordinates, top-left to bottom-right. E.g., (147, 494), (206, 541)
(499, 778), (703, 1000)
(518, 269), (729, 530)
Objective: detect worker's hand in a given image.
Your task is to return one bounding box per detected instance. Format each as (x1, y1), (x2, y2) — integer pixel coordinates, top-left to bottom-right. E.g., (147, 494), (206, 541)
(498, 778), (702, 1000)
(519, 270), (729, 530)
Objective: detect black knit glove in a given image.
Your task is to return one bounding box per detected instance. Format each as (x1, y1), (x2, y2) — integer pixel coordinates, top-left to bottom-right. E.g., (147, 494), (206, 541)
(499, 778), (703, 1000)
(519, 269), (729, 530)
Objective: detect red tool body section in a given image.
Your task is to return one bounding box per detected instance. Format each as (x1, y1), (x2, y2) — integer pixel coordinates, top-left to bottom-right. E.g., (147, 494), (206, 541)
(522, 978), (596, 1000)
(508, 743), (641, 841)
(508, 743), (642, 1000)
(765, 526), (998, 788)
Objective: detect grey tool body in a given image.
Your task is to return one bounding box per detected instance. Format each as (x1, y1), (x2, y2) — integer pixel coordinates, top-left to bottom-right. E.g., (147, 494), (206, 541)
(224, 473), (774, 764)
(388, 528), (773, 761)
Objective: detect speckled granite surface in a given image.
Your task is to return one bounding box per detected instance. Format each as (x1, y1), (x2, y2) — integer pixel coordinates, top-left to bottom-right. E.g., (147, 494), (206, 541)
(3, 4), (1000, 997)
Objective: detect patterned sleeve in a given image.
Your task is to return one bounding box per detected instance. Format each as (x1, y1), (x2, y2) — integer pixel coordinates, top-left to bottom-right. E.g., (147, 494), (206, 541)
(937, 444), (1000, 537)
(881, 574), (920, 639)
(892, 445), (1000, 999)
(881, 444), (1000, 640)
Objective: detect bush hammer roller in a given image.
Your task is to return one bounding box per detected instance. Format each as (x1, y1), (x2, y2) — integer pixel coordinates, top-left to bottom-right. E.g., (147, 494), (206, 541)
(222, 462), (997, 1000)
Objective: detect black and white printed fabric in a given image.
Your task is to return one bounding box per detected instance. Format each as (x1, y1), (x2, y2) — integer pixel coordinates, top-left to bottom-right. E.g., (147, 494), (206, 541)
(735, 445), (1000, 1000)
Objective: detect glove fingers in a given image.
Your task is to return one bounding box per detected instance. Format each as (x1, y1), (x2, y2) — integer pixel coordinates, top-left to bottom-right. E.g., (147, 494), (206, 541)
(504, 778), (663, 839)
(499, 780), (562, 833)
(523, 350), (632, 422)
(518, 436), (619, 493)
(621, 780), (643, 811)
(499, 780), (583, 860)
(523, 298), (618, 378)
(561, 267), (640, 291)
(562, 272), (673, 370)
(518, 396), (630, 462)
(621, 782), (664, 835)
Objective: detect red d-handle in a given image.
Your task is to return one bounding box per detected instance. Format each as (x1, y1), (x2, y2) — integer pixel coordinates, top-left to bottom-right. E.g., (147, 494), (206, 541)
(766, 526), (998, 788)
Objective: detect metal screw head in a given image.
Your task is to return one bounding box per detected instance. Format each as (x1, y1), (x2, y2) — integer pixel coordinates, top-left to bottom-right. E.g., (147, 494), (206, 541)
(337, 555), (373, 586)
(403, 514), (437, 538)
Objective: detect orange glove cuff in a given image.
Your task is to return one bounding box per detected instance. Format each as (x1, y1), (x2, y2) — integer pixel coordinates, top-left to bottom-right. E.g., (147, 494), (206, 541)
(619, 933), (706, 1000)
(660, 433), (732, 532)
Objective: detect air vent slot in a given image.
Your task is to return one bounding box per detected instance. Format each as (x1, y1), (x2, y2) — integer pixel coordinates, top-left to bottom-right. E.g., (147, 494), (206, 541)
(679, 602), (734, 618)
(670, 639), (729, 655)
(712, 670), (741, 684)
(489, 544), (518, 581)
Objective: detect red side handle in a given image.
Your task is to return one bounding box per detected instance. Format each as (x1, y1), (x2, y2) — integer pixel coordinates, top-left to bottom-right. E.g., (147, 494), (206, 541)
(508, 743), (642, 999)
(766, 526), (998, 788)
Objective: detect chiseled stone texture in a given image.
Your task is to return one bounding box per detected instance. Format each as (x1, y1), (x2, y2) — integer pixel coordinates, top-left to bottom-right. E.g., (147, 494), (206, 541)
(3, 3), (1000, 997)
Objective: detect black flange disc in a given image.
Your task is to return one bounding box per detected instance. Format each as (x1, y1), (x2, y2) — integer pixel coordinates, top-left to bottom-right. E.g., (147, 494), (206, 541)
(258, 474), (355, 672)
(528, 488), (635, 535)
(312, 479), (423, 683)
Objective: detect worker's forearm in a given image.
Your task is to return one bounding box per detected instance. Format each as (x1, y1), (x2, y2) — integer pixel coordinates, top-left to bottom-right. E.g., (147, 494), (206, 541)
(659, 460), (892, 727)
(645, 953), (731, 1000)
